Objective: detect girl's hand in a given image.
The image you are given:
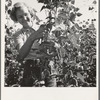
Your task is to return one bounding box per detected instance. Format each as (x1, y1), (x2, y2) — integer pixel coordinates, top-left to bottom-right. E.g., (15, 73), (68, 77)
(32, 24), (47, 40)
(38, 24), (47, 33)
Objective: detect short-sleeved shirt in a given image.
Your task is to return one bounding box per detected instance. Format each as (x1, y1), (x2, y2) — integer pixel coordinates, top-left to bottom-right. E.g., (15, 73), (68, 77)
(13, 27), (44, 60)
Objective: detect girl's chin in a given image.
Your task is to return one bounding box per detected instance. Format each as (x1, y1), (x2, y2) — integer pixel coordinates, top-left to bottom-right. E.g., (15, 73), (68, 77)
(23, 23), (33, 28)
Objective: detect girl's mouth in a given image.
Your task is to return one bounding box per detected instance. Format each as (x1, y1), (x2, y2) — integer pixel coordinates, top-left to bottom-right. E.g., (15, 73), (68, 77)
(27, 17), (30, 22)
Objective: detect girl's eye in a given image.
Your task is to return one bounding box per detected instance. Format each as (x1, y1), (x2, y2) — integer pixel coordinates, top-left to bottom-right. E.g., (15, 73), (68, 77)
(24, 13), (28, 16)
(18, 16), (23, 19)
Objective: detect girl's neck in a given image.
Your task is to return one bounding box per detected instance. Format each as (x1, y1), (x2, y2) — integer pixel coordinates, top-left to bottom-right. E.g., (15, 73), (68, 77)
(23, 26), (30, 29)
(23, 20), (33, 29)
(22, 26), (34, 31)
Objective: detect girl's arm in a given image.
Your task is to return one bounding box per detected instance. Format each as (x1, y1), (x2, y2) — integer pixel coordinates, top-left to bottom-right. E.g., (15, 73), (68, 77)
(17, 26), (45, 62)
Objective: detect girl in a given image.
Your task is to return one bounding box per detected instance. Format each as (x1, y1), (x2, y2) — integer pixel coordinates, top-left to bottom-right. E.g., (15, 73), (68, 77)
(10, 2), (57, 87)
(10, 2), (48, 86)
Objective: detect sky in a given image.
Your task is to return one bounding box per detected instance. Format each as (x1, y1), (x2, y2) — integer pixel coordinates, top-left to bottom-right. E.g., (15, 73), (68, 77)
(11, 0), (98, 26)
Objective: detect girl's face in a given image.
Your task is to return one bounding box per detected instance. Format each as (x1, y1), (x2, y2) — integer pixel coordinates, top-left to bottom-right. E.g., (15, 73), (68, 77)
(16, 6), (33, 28)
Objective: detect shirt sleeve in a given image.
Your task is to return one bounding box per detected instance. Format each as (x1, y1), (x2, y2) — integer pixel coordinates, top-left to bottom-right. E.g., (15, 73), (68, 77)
(13, 30), (24, 51)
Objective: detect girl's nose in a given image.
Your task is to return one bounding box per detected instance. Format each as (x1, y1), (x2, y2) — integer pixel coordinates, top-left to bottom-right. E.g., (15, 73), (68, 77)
(23, 16), (27, 21)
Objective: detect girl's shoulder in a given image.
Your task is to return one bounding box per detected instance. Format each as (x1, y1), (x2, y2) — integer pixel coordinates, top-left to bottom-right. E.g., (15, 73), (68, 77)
(13, 29), (23, 38)
(12, 27), (36, 39)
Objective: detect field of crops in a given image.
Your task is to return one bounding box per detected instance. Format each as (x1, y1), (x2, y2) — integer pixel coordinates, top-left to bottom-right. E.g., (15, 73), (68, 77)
(5, 0), (97, 87)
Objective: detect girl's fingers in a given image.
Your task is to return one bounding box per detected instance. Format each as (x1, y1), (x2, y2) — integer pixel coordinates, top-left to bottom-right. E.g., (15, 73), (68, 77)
(34, 24), (48, 40)
(35, 31), (44, 39)
(39, 24), (47, 31)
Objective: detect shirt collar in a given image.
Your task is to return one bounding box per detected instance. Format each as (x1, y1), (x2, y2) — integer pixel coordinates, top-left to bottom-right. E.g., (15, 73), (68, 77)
(21, 27), (35, 33)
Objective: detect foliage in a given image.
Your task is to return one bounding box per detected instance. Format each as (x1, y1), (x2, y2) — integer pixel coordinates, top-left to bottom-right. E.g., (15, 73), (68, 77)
(5, 0), (97, 87)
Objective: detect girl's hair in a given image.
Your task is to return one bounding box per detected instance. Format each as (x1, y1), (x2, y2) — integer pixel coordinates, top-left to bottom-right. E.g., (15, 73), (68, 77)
(10, 2), (37, 22)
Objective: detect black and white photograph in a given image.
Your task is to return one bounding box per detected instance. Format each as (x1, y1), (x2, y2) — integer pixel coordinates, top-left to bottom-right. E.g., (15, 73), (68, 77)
(1, 0), (99, 100)
(4, 0), (98, 87)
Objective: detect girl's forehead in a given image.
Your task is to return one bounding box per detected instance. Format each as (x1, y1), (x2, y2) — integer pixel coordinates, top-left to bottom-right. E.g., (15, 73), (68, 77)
(17, 6), (29, 13)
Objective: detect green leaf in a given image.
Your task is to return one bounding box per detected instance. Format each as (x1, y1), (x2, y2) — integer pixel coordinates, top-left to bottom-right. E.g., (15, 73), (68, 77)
(46, 16), (55, 20)
(53, 30), (62, 37)
(77, 72), (85, 82)
(71, 0), (75, 4)
(40, 5), (46, 11)
(74, 7), (79, 12)
(82, 25), (86, 28)
(44, 0), (50, 4)
(38, 0), (50, 4)
(37, 0), (44, 3)
(75, 23), (81, 30)
(58, 13), (68, 20)
(65, 0), (71, 2)
(45, 5), (51, 9)
(69, 12), (76, 22)
(71, 26), (77, 33)
(63, 20), (70, 26)
(89, 7), (94, 10)
(93, 0), (97, 4)
(85, 22), (89, 25)
(76, 13), (82, 17)
(59, 47), (66, 58)
(89, 23), (95, 30)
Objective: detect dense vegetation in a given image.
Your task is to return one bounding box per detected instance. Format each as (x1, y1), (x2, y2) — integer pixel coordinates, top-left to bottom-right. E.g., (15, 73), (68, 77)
(5, 0), (97, 87)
